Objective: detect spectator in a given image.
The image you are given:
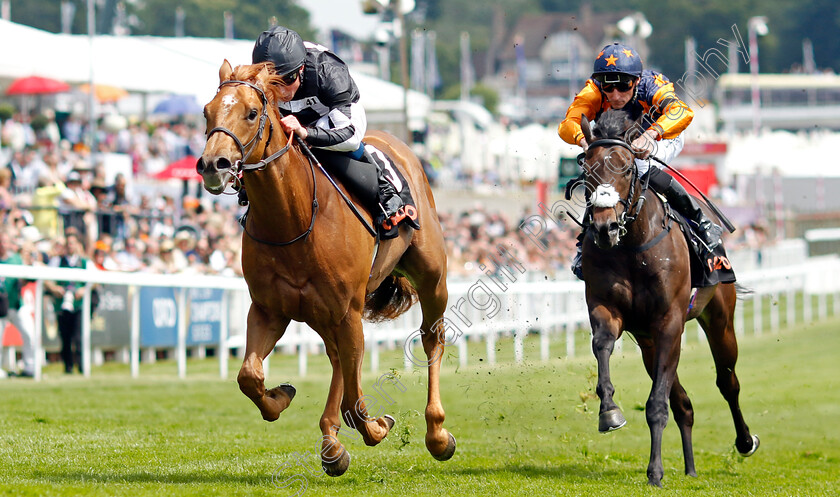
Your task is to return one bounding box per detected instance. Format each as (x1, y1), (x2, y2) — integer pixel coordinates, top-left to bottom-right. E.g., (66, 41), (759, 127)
(0, 232), (36, 378)
(0, 168), (15, 211)
(58, 171), (97, 247)
(44, 231), (90, 374)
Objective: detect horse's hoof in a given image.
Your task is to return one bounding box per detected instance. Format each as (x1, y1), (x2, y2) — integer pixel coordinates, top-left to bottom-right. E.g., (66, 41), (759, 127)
(322, 449), (351, 477)
(738, 434), (760, 457)
(278, 383), (296, 402)
(383, 414), (396, 431)
(431, 431), (457, 461)
(598, 408), (627, 433)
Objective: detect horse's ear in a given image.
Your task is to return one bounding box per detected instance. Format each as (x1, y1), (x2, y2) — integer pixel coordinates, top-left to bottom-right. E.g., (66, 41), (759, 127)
(256, 64), (271, 84)
(219, 59), (233, 83)
(580, 114), (594, 144)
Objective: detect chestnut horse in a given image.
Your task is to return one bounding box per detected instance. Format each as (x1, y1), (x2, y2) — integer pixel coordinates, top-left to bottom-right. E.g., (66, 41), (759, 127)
(196, 60), (455, 476)
(577, 110), (759, 486)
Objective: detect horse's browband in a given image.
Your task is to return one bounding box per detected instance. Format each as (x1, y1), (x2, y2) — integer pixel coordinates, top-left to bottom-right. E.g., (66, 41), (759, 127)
(588, 138), (635, 154)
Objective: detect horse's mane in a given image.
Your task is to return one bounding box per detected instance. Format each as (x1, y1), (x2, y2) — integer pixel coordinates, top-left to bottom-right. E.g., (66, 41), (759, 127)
(593, 109), (633, 140)
(228, 62), (285, 106)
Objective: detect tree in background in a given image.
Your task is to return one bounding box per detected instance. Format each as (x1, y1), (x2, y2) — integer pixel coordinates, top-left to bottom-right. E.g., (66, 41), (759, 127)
(8, 0), (315, 41)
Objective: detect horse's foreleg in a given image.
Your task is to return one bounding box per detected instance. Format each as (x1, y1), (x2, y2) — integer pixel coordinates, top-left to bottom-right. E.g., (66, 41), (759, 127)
(640, 342), (697, 478)
(643, 320), (683, 487)
(237, 306), (293, 421)
(336, 314), (394, 447)
(589, 305), (625, 432)
(699, 287), (759, 457)
(319, 340), (350, 477)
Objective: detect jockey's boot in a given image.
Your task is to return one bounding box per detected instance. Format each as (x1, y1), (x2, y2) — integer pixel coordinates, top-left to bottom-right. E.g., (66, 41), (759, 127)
(658, 172), (723, 250)
(364, 149), (405, 228)
(571, 231), (585, 281)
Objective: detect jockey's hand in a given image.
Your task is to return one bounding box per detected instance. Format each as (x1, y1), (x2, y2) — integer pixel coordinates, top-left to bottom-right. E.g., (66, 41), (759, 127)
(631, 129), (659, 159)
(280, 115), (308, 140)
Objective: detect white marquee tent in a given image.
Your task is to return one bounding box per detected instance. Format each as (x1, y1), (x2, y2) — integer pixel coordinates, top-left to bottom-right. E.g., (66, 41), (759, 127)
(0, 19), (429, 129)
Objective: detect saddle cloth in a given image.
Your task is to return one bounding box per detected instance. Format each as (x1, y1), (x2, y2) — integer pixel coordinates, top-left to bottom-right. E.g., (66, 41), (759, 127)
(364, 144), (420, 240)
(671, 210), (736, 288)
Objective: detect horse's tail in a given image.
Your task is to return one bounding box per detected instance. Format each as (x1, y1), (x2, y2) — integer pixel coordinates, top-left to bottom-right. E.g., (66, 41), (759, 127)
(735, 283), (754, 300)
(364, 275), (418, 322)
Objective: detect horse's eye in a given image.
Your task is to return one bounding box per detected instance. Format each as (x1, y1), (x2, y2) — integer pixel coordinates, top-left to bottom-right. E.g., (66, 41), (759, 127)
(247, 109), (258, 120)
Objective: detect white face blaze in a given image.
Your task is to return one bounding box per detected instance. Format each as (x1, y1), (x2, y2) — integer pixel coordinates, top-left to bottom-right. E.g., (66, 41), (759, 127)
(592, 184), (620, 208)
(220, 93), (237, 112)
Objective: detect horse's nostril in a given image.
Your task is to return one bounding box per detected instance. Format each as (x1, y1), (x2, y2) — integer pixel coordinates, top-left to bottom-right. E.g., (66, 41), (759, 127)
(217, 157), (232, 170)
(196, 157), (205, 174)
(609, 222), (620, 233)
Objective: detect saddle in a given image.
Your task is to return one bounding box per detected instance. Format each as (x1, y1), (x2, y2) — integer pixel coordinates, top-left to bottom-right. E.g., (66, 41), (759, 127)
(237, 143), (419, 240)
(667, 203), (736, 288)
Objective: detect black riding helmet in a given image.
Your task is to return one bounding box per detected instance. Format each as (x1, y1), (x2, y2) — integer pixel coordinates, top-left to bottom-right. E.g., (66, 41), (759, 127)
(252, 26), (306, 76)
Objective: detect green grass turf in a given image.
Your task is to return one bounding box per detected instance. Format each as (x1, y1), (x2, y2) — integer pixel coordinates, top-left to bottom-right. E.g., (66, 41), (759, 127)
(1, 316), (838, 496)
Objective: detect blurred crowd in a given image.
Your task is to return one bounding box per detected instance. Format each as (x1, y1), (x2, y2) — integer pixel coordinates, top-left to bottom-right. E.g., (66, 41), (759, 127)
(0, 111), (583, 282)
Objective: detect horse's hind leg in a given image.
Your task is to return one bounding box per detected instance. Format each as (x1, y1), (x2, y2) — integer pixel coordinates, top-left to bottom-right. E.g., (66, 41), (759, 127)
(237, 306), (295, 421)
(699, 284), (760, 456)
(401, 245), (456, 461)
(640, 342), (697, 477)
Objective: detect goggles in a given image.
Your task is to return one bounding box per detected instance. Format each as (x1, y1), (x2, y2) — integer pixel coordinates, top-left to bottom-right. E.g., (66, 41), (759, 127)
(602, 81), (634, 93)
(276, 68), (301, 86)
(594, 73), (635, 93)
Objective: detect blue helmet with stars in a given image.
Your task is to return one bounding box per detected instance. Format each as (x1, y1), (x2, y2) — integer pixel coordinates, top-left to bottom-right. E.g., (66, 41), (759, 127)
(592, 43), (643, 83)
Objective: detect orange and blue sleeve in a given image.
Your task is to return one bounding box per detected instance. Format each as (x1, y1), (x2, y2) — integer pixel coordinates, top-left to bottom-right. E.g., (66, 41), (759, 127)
(558, 80), (602, 145)
(648, 81), (693, 139)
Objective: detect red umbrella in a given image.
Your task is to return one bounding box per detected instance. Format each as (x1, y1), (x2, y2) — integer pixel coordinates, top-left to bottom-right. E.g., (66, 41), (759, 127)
(5, 75), (71, 96)
(153, 155), (201, 182)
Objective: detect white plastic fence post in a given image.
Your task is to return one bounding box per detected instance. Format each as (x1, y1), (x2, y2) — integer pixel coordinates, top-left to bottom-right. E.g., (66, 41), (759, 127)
(370, 326), (379, 373)
(804, 290), (813, 323)
(219, 290), (229, 380)
(735, 299), (745, 337)
(177, 288), (187, 379)
(787, 288), (796, 328)
(130, 287), (140, 378)
(33, 280), (44, 382)
(81, 283), (92, 377)
(458, 333), (468, 368)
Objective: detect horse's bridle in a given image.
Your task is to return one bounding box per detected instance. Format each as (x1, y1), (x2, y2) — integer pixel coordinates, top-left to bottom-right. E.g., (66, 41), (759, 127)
(584, 138), (650, 241)
(205, 80), (294, 180)
(205, 79), (317, 247)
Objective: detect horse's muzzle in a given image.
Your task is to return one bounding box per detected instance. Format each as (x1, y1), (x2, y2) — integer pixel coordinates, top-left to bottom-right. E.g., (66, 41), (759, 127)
(196, 156), (234, 194)
(593, 221), (621, 249)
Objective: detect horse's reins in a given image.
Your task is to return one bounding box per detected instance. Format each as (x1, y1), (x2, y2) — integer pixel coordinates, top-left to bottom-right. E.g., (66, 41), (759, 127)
(650, 156), (736, 234)
(206, 79), (378, 247)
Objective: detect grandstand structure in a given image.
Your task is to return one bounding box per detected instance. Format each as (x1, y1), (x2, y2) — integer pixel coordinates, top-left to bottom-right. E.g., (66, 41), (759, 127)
(715, 73), (840, 133)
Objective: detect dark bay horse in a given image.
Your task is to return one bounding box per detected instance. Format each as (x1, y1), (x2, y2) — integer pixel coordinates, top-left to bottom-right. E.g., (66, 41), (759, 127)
(196, 60), (455, 476)
(577, 110), (759, 486)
